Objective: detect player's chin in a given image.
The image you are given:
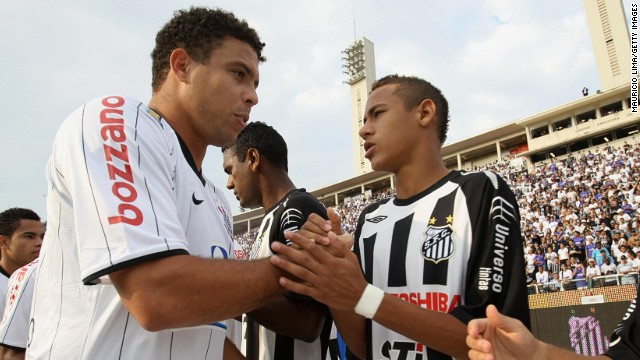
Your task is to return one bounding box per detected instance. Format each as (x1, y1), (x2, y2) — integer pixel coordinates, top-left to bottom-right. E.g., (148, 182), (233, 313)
(214, 131), (240, 148)
(368, 158), (388, 172)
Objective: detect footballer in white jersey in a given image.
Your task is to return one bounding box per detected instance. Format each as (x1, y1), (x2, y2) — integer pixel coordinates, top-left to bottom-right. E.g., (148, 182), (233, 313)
(0, 270), (9, 319)
(0, 259), (38, 352)
(28, 96), (234, 359)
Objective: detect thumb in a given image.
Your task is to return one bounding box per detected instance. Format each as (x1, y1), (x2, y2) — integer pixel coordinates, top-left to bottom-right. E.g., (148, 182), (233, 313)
(486, 304), (523, 333)
(327, 207), (343, 235)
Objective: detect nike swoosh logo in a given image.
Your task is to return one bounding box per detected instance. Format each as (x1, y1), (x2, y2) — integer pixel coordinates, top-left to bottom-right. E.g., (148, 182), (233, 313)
(192, 193), (204, 205)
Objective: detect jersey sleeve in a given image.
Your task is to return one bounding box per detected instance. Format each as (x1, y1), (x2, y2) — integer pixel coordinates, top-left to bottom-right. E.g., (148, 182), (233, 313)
(275, 192), (328, 245)
(604, 286), (640, 359)
(0, 261), (38, 348)
(451, 171), (531, 328)
(277, 192), (328, 302)
(50, 96), (189, 284)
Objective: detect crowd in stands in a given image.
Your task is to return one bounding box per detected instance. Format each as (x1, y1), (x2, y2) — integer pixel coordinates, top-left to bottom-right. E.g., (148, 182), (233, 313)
(483, 139), (640, 291)
(332, 188), (396, 235)
(232, 139), (640, 291)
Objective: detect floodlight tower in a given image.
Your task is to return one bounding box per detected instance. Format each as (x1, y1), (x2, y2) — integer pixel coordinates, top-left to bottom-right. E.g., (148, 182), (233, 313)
(342, 37), (376, 175)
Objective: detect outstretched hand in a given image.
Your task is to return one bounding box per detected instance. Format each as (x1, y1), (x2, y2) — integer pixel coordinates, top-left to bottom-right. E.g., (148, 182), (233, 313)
(297, 207), (344, 244)
(296, 207), (352, 257)
(466, 305), (541, 360)
(270, 229), (365, 311)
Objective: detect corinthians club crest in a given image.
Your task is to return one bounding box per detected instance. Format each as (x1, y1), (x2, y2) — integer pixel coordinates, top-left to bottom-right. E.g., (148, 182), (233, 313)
(421, 225), (455, 263)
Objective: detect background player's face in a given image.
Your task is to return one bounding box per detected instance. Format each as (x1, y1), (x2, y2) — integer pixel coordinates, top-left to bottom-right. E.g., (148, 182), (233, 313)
(182, 37), (260, 148)
(359, 84), (422, 173)
(0, 219), (44, 266)
(222, 150), (260, 208)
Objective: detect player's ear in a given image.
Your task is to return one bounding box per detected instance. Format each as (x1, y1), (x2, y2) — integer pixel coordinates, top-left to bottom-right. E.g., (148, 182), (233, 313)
(169, 48), (192, 84)
(417, 98), (436, 128)
(0, 235), (9, 249)
(247, 148), (260, 172)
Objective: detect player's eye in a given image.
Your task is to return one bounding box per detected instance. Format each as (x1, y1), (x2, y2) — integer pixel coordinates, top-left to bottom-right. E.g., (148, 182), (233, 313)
(233, 70), (245, 79)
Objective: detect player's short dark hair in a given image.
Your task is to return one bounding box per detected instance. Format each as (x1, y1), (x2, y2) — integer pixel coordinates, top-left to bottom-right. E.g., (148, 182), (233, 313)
(371, 74), (450, 144)
(0, 208), (41, 237)
(151, 7), (266, 93)
(222, 121), (288, 172)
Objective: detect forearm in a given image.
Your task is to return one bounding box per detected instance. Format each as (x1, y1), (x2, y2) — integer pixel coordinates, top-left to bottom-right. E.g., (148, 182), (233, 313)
(247, 296), (325, 342)
(373, 294), (468, 359)
(110, 254), (285, 331)
(223, 337), (246, 360)
(330, 308), (366, 359)
(0, 344), (25, 360)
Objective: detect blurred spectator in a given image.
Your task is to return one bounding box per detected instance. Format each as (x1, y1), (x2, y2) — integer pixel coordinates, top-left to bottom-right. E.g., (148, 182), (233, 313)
(617, 255), (635, 274)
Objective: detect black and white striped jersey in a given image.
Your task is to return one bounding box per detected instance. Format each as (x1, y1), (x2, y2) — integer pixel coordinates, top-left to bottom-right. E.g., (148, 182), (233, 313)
(353, 170), (530, 360)
(233, 189), (332, 360)
(605, 284), (640, 359)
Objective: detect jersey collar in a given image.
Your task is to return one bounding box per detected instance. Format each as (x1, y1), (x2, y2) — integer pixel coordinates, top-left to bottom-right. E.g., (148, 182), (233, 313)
(147, 106), (206, 186)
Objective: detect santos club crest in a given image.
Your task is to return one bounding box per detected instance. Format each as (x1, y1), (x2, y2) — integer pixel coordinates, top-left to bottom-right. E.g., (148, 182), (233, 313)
(421, 225), (455, 263)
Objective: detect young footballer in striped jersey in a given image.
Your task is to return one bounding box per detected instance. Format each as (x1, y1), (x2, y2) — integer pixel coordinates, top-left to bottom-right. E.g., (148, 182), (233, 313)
(270, 75), (530, 360)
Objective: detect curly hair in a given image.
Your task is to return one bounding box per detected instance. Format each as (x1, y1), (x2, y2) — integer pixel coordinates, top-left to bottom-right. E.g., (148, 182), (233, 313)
(371, 74), (450, 144)
(222, 121), (288, 172)
(151, 7), (266, 93)
(0, 207), (41, 237)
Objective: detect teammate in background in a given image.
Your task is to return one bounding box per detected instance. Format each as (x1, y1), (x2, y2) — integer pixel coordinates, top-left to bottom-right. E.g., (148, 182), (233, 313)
(28, 8), (287, 359)
(0, 208), (43, 360)
(0, 208), (44, 313)
(0, 259), (38, 360)
(222, 121), (331, 359)
(466, 291), (640, 360)
(269, 75), (530, 359)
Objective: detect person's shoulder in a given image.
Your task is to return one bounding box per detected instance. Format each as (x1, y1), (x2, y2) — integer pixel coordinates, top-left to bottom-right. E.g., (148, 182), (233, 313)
(284, 189), (323, 207)
(454, 169), (508, 189)
(361, 197), (392, 216)
(81, 95), (146, 117)
(58, 95), (146, 130)
(282, 189), (327, 214)
(9, 259), (39, 281)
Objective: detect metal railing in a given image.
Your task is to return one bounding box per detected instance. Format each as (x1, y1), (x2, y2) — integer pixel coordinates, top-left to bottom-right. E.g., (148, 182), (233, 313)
(527, 273), (639, 294)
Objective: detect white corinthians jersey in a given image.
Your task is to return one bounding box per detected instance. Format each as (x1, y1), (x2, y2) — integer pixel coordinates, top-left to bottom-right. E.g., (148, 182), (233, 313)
(0, 259), (38, 349)
(233, 189), (332, 360)
(0, 267), (10, 317)
(29, 96), (234, 359)
(353, 170), (530, 360)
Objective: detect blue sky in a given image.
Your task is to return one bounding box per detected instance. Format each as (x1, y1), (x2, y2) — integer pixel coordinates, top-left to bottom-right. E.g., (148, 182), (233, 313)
(0, 0), (632, 218)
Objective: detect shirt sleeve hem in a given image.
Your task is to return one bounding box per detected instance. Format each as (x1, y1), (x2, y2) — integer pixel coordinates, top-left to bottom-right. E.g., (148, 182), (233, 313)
(82, 248), (189, 285)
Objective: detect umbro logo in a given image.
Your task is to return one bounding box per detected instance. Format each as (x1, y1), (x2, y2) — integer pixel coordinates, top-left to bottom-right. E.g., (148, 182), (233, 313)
(366, 215), (387, 223)
(192, 193), (204, 205)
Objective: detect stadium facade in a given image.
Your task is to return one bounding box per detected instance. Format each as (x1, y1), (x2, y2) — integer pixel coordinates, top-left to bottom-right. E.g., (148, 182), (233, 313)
(232, 0), (635, 236)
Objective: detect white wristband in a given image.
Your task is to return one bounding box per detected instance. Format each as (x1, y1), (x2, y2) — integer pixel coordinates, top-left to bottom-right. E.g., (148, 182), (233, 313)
(354, 284), (385, 319)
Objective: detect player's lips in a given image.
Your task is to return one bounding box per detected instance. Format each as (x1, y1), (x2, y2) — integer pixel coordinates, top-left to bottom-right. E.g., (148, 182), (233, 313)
(363, 141), (375, 158)
(234, 113), (249, 127)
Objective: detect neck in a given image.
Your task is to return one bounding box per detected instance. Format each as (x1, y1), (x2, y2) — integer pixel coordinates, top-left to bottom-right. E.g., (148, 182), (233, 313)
(394, 162), (450, 199)
(261, 173), (296, 210)
(0, 258), (19, 276)
(148, 96), (206, 170)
